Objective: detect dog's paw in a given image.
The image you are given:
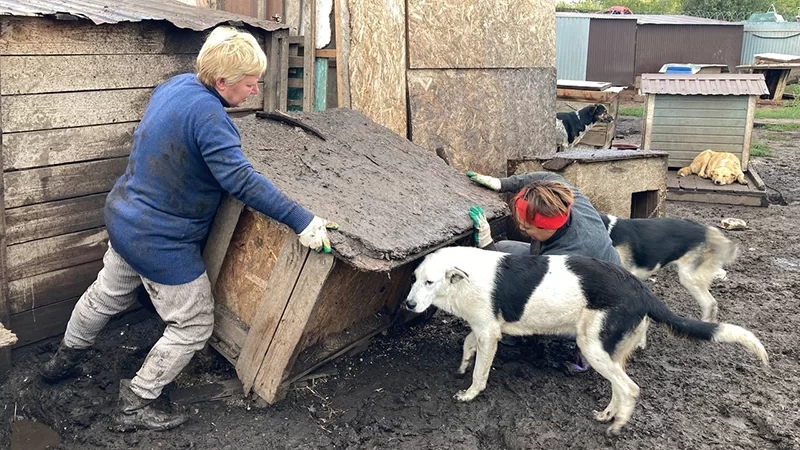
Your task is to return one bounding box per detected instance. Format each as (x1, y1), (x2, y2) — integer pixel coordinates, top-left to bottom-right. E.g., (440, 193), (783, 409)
(606, 424), (623, 437)
(454, 370), (467, 379)
(454, 389), (478, 402)
(594, 407), (616, 423)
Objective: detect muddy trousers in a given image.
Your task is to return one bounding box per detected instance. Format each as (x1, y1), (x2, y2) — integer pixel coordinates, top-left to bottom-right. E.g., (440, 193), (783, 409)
(63, 244), (214, 400)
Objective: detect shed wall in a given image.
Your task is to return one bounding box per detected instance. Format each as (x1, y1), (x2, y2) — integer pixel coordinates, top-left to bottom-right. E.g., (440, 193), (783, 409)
(635, 24), (744, 76)
(648, 95), (748, 169)
(741, 22), (800, 65)
(555, 15), (590, 81)
(586, 18), (637, 86)
(1, 17), (268, 347)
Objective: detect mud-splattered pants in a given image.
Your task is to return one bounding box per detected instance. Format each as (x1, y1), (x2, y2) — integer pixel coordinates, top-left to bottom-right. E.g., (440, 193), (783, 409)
(63, 244), (214, 400)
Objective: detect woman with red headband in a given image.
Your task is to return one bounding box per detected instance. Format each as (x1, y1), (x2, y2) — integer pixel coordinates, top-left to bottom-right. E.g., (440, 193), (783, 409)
(467, 171), (620, 265)
(466, 170), (621, 373)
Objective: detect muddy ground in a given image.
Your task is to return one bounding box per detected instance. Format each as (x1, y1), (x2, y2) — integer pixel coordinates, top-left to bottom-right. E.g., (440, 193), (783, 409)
(2, 117), (799, 450)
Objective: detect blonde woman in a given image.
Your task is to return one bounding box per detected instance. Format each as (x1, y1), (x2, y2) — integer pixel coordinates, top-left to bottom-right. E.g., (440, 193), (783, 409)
(41, 27), (336, 431)
(468, 171), (620, 372)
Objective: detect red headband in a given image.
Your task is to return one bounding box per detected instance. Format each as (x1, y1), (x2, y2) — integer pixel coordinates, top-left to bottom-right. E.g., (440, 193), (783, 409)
(514, 191), (571, 230)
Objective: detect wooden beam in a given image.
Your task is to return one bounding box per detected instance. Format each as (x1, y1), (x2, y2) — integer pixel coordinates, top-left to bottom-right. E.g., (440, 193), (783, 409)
(643, 94), (655, 150)
(264, 31), (280, 112)
(556, 88), (619, 103)
(0, 58), (10, 375)
(8, 260), (102, 314)
(314, 49), (336, 58)
(278, 30), (290, 111)
(6, 228), (107, 281)
(334, 0), (351, 108)
(5, 193), (106, 245)
(236, 234), (309, 394)
(9, 297), (80, 347)
(252, 252), (334, 404)
(302, 0), (316, 112)
(202, 195), (244, 290)
(742, 95), (756, 171)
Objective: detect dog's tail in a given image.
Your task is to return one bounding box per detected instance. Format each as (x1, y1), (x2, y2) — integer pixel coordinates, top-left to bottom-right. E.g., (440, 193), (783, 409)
(705, 226), (740, 266)
(643, 291), (769, 366)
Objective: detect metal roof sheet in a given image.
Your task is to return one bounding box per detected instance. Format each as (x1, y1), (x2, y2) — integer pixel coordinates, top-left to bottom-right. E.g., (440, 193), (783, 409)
(640, 74), (769, 96)
(556, 12), (741, 26)
(0, 0), (287, 32)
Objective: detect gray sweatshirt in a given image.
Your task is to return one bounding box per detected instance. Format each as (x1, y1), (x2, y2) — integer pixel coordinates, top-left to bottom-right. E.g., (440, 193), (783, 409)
(497, 172), (621, 265)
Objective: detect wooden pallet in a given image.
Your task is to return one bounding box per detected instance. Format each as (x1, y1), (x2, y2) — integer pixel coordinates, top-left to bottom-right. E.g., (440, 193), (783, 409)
(666, 167), (768, 207)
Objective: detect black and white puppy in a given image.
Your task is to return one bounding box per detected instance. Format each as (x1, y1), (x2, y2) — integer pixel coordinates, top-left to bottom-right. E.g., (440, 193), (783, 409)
(403, 246), (767, 435)
(556, 103), (614, 152)
(601, 215), (739, 322)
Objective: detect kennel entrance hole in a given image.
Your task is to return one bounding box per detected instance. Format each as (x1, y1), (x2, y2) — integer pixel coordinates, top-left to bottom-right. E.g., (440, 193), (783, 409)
(630, 190), (659, 218)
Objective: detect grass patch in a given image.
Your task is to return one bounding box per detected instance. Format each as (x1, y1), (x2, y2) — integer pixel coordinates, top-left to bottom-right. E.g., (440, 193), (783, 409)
(761, 122), (800, 132)
(765, 132), (792, 141)
(755, 103), (800, 119)
(618, 106), (643, 117)
(750, 140), (773, 157)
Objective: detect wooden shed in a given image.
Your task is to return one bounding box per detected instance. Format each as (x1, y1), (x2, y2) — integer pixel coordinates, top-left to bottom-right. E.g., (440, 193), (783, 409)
(508, 150), (669, 219)
(203, 108), (509, 404)
(640, 73), (769, 171)
(0, 0), (292, 366)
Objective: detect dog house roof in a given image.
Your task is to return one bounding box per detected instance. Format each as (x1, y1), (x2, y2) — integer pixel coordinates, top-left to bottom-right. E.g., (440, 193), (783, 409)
(640, 74), (769, 96)
(0, 0), (287, 32)
(234, 109), (509, 272)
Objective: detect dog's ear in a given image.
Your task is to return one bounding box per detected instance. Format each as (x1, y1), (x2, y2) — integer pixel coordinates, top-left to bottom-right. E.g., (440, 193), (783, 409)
(446, 267), (469, 284)
(588, 104), (598, 114)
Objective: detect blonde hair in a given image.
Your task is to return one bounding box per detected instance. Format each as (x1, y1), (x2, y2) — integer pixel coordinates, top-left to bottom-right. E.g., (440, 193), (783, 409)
(515, 180), (575, 223)
(196, 26), (267, 87)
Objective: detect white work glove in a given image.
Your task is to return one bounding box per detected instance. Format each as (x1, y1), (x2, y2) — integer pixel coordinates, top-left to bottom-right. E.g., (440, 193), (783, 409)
(466, 171), (501, 191)
(469, 206), (493, 249)
(298, 216), (339, 253)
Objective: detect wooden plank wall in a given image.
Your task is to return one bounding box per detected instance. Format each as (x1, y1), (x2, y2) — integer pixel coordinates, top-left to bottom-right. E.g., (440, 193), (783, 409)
(406, 0), (557, 176)
(646, 95), (748, 170)
(0, 17), (268, 347)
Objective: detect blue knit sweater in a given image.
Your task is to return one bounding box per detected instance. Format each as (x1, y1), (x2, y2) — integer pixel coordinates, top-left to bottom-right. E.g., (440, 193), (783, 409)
(105, 73), (314, 285)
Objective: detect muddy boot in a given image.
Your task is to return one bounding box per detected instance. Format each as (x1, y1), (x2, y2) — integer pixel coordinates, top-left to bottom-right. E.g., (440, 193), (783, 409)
(111, 380), (188, 432)
(40, 343), (91, 383)
(562, 349), (591, 375)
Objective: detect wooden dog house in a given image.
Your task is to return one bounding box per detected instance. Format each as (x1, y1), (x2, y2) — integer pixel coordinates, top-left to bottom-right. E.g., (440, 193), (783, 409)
(202, 109), (508, 404)
(556, 80), (624, 149)
(640, 73), (768, 171)
(640, 74), (769, 207)
(508, 150), (669, 219)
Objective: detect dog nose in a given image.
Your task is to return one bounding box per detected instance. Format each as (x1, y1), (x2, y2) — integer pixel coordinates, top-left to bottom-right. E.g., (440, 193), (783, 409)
(404, 298), (416, 310)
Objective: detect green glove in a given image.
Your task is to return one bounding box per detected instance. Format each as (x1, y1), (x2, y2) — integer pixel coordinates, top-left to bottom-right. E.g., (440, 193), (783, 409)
(469, 206), (493, 248)
(466, 171), (501, 191)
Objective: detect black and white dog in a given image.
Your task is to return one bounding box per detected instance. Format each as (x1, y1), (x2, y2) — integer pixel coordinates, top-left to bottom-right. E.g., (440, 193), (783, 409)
(556, 103), (614, 152)
(601, 215), (739, 322)
(403, 246), (768, 435)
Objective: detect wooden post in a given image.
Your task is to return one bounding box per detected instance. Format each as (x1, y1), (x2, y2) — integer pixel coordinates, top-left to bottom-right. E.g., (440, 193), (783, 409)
(264, 30), (280, 112)
(643, 94), (655, 151)
(202, 195), (244, 290)
(278, 29), (290, 111)
(334, 0), (351, 108)
(302, 0), (316, 112)
(0, 56), (12, 374)
(742, 95), (756, 171)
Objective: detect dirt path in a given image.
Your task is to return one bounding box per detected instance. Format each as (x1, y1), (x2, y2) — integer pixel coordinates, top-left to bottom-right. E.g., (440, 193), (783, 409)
(2, 118), (799, 450)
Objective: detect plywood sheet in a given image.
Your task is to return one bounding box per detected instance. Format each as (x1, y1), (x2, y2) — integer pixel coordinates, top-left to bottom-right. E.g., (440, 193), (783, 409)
(234, 109), (508, 272)
(409, 68), (557, 177)
(345, 0), (406, 136)
(407, 0), (555, 69)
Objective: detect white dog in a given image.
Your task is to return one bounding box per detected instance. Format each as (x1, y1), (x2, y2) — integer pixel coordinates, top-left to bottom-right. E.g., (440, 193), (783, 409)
(403, 246), (768, 435)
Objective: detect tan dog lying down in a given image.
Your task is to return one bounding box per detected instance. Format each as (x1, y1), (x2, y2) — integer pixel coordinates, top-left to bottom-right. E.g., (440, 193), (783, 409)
(677, 150), (747, 186)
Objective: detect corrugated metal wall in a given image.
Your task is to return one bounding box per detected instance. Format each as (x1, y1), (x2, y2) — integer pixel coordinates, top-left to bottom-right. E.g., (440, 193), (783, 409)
(635, 24), (744, 76)
(556, 16), (590, 80)
(649, 95), (748, 168)
(742, 22), (800, 65)
(586, 18), (637, 86)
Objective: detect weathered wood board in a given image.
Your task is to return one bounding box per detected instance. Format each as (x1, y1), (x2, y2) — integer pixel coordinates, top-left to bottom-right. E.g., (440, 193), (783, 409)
(345, 0), (407, 136)
(407, 0), (555, 69)
(408, 68), (557, 177)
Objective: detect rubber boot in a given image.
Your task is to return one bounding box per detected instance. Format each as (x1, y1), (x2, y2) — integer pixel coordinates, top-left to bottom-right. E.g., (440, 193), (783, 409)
(563, 349), (591, 375)
(40, 343), (91, 383)
(111, 380), (188, 432)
